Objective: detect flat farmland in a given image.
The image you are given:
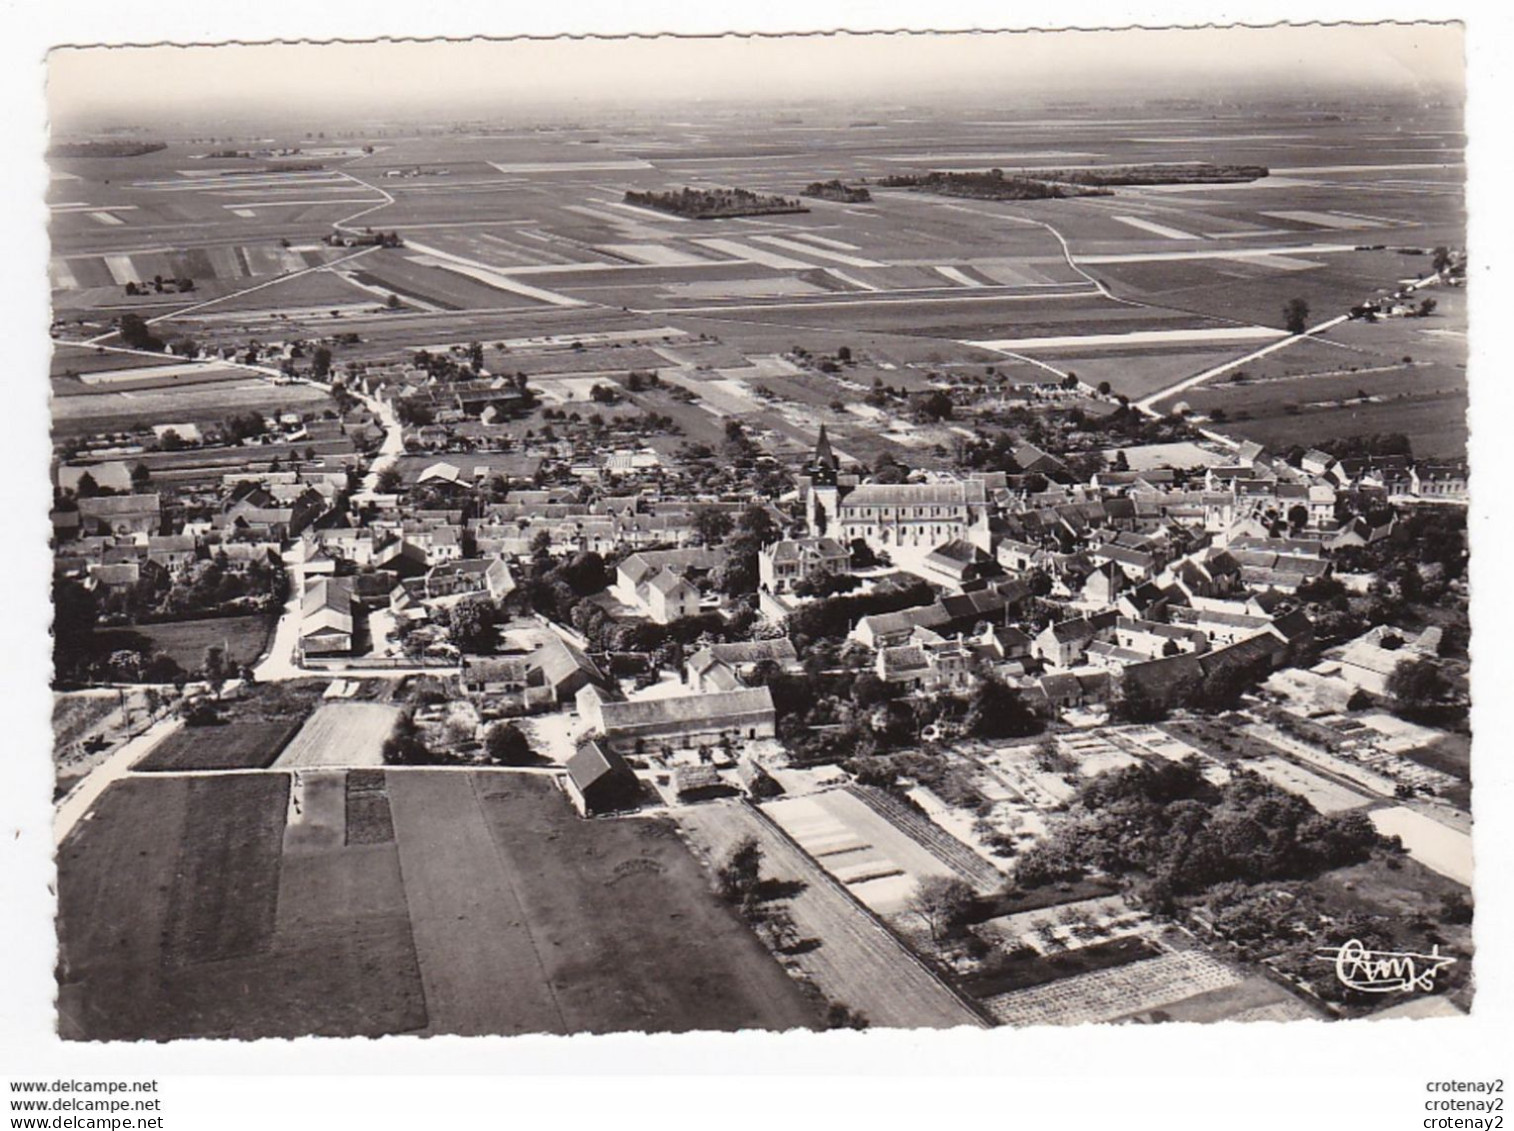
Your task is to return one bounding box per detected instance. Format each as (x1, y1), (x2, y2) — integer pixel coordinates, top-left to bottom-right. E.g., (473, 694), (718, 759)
(1095, 248), (1448, 330)
(51, 378), (332, 437)
(180, 262), (384, 314)
(391, 772), (818, 1034)
(1171, 375), (1467, 458)
(52, 363), (257, 399)
(57, 769), (813, 1039)
(1026, 347), (1250, 398)
(57, 773), (430, 1040)
(662, 312), (1006, 369)
(673, 291), (1221, 341)
(274, 702), (401, 769)
(88, 614), (279, 673)
(1177, 361), (1456, 416)
(51, 344), (184, 379)
(135, 719), (302, 772)
(51, 242), (351, 293)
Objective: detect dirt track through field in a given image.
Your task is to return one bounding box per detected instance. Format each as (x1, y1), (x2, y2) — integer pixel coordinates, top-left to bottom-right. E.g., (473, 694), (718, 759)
(676, 800), (985, 1030)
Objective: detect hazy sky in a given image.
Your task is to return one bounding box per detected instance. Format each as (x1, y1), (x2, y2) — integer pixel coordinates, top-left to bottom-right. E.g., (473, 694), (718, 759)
(48, 24), (1463, 129)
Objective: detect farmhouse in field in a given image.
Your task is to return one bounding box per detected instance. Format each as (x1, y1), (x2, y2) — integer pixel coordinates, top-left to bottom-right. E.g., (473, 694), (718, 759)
(564, 740), (643, 816)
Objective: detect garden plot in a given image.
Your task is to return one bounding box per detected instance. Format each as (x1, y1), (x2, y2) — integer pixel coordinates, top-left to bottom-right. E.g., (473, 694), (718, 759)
(135, 719), (302, 773)
(762, 790), (966, 917)
(676, 799), (984, 1029)
(980, 745), (1078, 808)
(1056, 732), (1142, 777)
(982, 947), (1245, 1027)
(1368, 807), (1472, 886)
(1315, 716), (1460, 794)
(274, 702), (400, 769)
(1109, 726), (1231, 785)
(975, 895), (1151, 955)
(1245, 723), (1399, 799)
(1249, 755), (1374, 814)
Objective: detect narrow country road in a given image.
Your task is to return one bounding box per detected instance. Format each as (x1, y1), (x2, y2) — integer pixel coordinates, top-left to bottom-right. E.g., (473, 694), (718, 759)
(54, 716), (183, 847)
(1132, 314), (1352, 415)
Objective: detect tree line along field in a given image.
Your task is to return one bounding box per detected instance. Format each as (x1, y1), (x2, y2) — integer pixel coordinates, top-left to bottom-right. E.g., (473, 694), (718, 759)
(55, 770), (818, 1039)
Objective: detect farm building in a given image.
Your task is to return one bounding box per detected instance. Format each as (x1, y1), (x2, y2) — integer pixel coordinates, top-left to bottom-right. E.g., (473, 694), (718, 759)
(564, 740), (643, 816)
(674, 764), (737, 802)
(686, 639), (802, 693)
(577, 685), (776, 753)
(76, 492), (161, 537)
(417, 557), (516, 601)
(920, 539), (998, 589)
(301, 576), (355, 657)
(531, 635), (608, 704)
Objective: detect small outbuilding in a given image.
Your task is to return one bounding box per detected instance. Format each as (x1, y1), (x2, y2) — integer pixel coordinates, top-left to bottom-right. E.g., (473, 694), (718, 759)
(564, 740), (642, 816)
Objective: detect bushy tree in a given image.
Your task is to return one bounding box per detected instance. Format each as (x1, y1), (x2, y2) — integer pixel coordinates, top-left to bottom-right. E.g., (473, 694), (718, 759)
(381, 712), (428, 765)
(484, 722), (536, 766)
(907, 875), (977, 945)
(965, 677), (1043, 738)
(717, 836), (764, 906)
(1283, 297), (1310, 334)
(1386, 656), (1450, 718)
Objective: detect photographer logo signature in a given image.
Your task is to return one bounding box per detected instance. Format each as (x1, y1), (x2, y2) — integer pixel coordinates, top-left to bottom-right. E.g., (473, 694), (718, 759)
(1316, 938), (1456, 994)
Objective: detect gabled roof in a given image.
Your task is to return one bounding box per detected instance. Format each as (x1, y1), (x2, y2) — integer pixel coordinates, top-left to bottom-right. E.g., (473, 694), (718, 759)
(567, 740), (635, 794)
(532, 635), (606, 689)
(697, 639), (800, 668)
(77, 493), (160, 518)
(842, 480), (985, 508)
(596, 687), (775, 731)
(619, 547), (726, 586)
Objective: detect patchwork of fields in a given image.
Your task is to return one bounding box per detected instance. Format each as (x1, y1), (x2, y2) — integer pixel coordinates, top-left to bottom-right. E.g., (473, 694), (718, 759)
(56, 771), (818, 1039)
(48, 109), (1464, 456)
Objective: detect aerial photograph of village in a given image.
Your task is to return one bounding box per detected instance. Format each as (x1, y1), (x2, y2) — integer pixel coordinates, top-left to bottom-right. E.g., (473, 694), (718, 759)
(46, 25), (1471, 1039)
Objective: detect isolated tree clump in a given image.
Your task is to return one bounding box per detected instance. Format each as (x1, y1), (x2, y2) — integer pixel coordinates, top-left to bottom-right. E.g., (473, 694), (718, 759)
(717, 836), (764, 906)
(1283, 297), (1311, 334)
(484, 721), (536, 766)
(907, 875), (978, 946)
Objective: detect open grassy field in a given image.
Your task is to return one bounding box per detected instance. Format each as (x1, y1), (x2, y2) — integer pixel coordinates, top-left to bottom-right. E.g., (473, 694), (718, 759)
(51, 377), (332, 437)
(89, 614), (278, 673)
(58, 772), (432, 1040)
(274, 702), (401, 768)
(57, 770), (816, 1039)
(135, 719), (302, 772)
(1195, 388), (1468, 459)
